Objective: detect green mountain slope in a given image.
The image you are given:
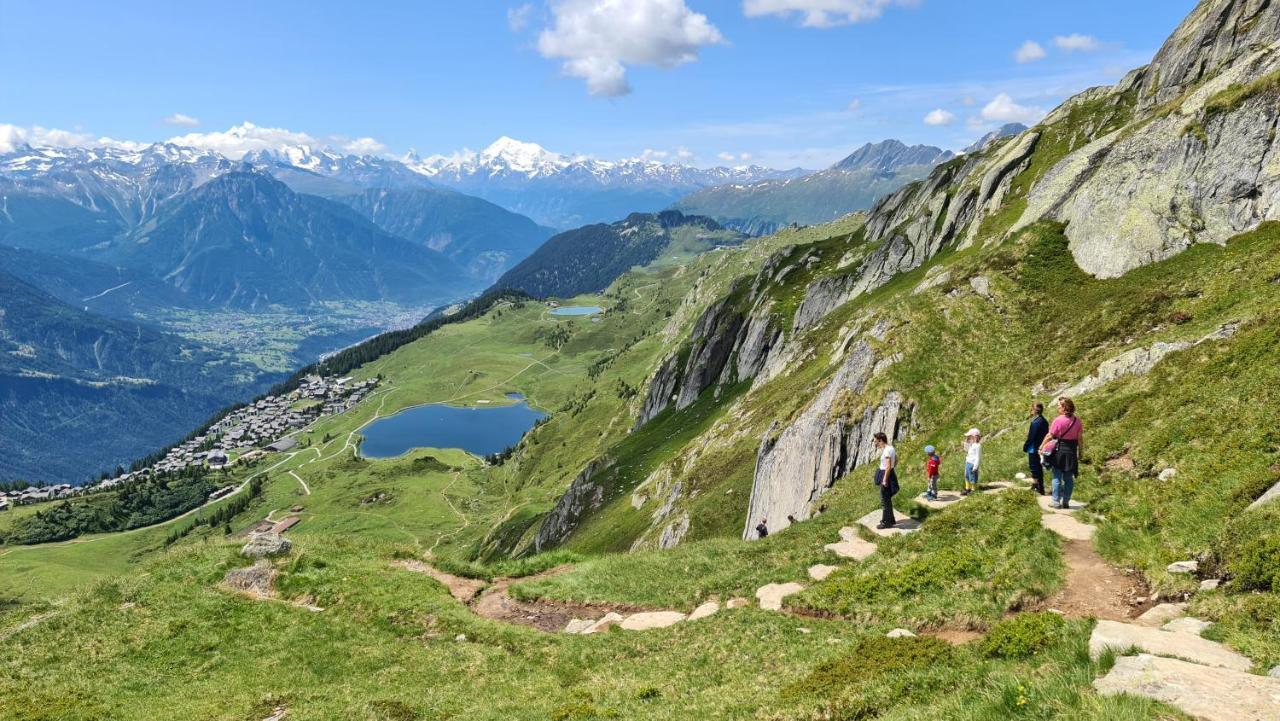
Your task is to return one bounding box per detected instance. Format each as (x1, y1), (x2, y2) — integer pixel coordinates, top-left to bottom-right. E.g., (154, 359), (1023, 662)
(0, 270), (270, 483)
(113, 171), (473, 309)
(339, 187), (554, 283)
(493, 210), (743, 298)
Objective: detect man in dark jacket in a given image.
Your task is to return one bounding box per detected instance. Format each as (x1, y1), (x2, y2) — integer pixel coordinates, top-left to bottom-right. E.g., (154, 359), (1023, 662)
(1025, 402), (1049, 495)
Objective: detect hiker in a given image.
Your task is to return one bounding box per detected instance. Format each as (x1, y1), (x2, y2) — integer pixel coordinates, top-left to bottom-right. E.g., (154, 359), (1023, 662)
(873, 432), (899, 529)
(755, 518), (769, 539)
(786, 514), (797, 525)
(1025, 402), (1050, 495)
(1041, 396), (1083, 509)
(923, 445), (941, 500)
(961, 428), (982, 496)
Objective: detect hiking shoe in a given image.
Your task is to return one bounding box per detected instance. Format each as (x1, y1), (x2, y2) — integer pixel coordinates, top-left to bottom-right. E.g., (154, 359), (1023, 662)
(876, 522), (892, 530)
(960, 489), (971, 497)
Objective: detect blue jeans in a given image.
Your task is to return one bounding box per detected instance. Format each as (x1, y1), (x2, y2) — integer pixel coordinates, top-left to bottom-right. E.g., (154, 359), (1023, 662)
(964, 463), (979, 488)
(1052, 467), (1075, 505)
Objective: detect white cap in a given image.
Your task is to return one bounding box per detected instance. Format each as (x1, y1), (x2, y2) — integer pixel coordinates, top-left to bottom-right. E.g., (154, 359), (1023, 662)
(965, 427), (981, 437)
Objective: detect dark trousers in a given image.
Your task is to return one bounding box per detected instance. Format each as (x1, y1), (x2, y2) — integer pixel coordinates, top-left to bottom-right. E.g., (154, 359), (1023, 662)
(1028, 452), (1045, 494)
(876, 469), (897, 526)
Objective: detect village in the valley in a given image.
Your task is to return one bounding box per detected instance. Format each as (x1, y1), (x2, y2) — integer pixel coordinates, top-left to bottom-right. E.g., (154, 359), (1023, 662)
(0, 374), (379, 512)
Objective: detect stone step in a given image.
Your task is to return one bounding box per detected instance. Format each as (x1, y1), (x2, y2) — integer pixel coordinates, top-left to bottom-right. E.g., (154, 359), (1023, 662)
(808, 564), (838, 581)
(1089, 620), (1253, 671)
(1094, 654), (1280, 721)
(1037, 495), (1088, 514)
(582, 612), (624, 634)
(618, 611), (687, 631)
(1040, 512), (1096, 540)
(1164, 617), (1214, 635)
(857, 510), (922, 537)
(687, 601), (720, 621)
(981, 481), (1016, 494)
(756, 582), (805, 611)
(1135, 602), (1188, 627)
(916, 492), (964, 509)
(824, 535), (878, 560)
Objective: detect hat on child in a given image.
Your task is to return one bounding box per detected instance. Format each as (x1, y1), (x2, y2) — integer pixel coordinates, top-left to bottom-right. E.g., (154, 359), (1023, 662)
(964, 427), (982, 437)
(924, 445), (936, 454)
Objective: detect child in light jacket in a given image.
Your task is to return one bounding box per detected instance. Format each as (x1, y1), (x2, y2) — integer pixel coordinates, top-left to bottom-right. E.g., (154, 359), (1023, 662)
(962, 428), (982, 496)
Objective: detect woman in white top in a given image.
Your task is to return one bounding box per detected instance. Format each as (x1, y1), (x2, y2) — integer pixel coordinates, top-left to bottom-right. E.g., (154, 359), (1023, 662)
(873, 432), (899, 529)
(962, 428), (982, 496)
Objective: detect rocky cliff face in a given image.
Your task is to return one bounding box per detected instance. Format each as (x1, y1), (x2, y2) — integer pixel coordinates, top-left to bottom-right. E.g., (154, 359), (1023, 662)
(742, 337), (912, 539)
(1136, 0), (1280, 111)
(533, 458), (611, 553)
(1017, 30), (1280, 277)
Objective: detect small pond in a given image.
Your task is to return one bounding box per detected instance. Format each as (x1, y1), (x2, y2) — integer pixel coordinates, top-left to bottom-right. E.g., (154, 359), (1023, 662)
(550, 306), (602, 316)
(359, 394), (545, 458)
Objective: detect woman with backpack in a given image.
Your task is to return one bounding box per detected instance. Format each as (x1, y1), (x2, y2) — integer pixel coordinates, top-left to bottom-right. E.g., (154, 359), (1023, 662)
(1040, 396), (1083, 509)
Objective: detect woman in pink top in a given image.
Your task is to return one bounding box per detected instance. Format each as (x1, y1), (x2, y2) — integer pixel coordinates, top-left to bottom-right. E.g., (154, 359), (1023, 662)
(1040, 396), (1083, 509)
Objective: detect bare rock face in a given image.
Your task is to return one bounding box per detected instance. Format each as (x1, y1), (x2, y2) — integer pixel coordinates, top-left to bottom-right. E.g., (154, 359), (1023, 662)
(1094, 653), (1280, 721)
(744, 340), (912, 539)
(1134, 0), (1280, 111)
(1019, 37), (1280, 278)
(240, 533), (291, 559)
(534, 458), (610, 552)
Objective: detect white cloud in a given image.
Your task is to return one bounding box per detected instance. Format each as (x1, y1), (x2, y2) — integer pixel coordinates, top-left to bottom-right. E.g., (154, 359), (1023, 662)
(162, 113), (201, 127)
(508, 3), (534, 31)
(961, 96), (976, 106)
(846, 98), (863, 113)
(742, 0), (916, 28)
(166, 122), (318, 159)
(536, 0), (724, 97)
(980, 93), (1045, 124)
(341, 137), (387, 155)
(716, 150), (754, 164)
(923, 108), (956, 126)
(1054, 33), (1099, 52)
(674, 146), (695, 162)
(1015, 40), (1046, 63)
(0, 123), (145, 153)
(717, 151), (736, 161)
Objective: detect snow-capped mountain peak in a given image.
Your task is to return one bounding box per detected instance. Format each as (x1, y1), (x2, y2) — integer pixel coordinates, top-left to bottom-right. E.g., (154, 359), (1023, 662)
(478, 136), (565, 173)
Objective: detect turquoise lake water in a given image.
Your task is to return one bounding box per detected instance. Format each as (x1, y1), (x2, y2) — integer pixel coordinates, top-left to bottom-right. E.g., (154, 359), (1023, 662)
(549, 306), (602, 316)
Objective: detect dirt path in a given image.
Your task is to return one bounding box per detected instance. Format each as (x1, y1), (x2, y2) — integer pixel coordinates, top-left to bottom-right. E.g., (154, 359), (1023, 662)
(1042, 539), (1147, 621)
(396, 561), (647, 633)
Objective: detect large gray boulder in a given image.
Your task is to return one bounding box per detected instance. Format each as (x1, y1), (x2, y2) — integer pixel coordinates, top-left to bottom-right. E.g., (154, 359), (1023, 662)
(240, 532), (291, 559)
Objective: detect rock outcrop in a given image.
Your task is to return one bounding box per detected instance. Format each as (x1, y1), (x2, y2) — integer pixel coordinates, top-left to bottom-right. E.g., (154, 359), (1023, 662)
(742, 339), (912, 539)
(1016, 3), (1280, 277)
(534, 458), (610, 552)
(241, 533), (291, 559)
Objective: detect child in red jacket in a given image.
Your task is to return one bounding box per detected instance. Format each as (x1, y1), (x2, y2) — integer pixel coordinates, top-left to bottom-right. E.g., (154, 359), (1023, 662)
(924, 445), (941, 501)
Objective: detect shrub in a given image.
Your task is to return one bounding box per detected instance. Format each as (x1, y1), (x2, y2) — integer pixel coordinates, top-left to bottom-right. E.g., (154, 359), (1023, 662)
(978, 612), (1067, 659)
(781, 636), (953, 700)
(1228, 531), (1280, 592)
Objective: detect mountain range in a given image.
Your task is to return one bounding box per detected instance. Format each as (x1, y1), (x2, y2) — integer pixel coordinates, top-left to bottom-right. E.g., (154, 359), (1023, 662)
(403, 137), (807, 229)
(672, 139), (955, 235)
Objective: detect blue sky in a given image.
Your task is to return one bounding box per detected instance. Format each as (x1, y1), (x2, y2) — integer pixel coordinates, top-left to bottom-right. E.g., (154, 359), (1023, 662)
(0, 0), (1196, 168)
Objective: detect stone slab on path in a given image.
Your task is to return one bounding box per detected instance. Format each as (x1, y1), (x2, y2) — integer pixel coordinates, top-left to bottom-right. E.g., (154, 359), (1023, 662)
(583, 612), (624, 634)
(1094, 653), (1280, 721)
(688, 601), (720, 621)
(756, 582), (805, 611)
(916, 492), (964, 510)
(825, 526), (878, 559)
(1135, 603), (1188, 627)
(1037, 496), (1088, 514)
(808, 564), (839, 581)
(1089, 620), (1253, 671)
(981, 481), (1016, 494)
(1164, 617), (1214, 635)
(1041, 512), (1096, 540)
(619, 611), (687, 631)
(564, 618), (594, 634)
(857, 510), (922, 537)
